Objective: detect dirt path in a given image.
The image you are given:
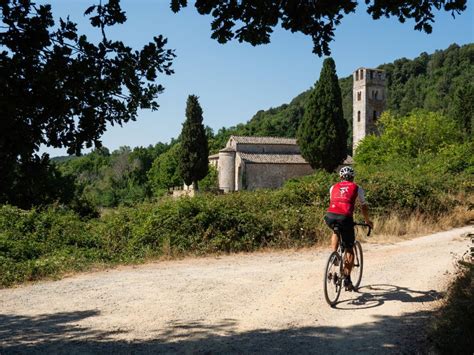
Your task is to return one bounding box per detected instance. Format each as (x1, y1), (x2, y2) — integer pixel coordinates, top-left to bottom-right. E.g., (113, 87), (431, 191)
(1, 226), (472, 354)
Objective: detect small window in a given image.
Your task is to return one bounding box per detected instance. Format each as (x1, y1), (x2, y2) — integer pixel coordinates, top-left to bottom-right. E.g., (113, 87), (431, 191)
(370, 71), (373, 80)
(360, 70), (364, 80)
(355, 71), (359, 81)
(357, 91), (361, 101)
(373, 110), (377, 121)
(374, 91), (378, 100)
(357, 111), (361, 122)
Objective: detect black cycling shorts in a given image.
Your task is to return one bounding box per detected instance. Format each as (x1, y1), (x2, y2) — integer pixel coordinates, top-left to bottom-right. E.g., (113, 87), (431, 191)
(324, 212), (355, 249)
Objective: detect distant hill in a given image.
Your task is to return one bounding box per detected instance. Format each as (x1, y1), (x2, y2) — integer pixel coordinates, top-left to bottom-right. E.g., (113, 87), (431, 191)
(210, 43), (473, 153)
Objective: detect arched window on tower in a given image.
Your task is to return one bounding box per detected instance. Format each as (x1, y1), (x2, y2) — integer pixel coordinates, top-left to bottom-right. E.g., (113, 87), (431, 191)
(373, 110), (377, 121)
(357, 91), (361, 101)
(355, 71), (359, 81)
(374, 91), (378, 100)
(360, 70), (364, 80)
(357, 111), (361, 122)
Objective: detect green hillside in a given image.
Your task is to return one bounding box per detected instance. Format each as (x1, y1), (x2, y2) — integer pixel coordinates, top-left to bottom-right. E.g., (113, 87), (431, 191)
(210, 43), (473, 152)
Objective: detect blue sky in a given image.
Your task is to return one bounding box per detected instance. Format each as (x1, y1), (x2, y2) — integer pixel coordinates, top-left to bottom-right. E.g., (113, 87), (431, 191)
(40, 1), (473, 157)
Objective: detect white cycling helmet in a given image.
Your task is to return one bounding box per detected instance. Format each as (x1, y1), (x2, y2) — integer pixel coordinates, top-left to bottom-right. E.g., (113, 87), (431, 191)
(339, 166), (355, 180)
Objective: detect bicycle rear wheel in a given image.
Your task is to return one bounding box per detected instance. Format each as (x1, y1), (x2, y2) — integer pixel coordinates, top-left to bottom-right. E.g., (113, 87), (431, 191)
(323, 251), (343, 306)
(351, 241), (364, 289)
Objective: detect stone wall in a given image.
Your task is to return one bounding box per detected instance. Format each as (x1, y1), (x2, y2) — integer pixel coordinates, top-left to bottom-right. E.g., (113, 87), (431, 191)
(244, 163), (314, 190)
(235, 153), (244, 191)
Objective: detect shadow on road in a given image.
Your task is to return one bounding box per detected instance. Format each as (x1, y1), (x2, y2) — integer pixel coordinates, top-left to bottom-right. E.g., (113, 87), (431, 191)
(334, 284), (443, 310)
(0, 307), (433, 354)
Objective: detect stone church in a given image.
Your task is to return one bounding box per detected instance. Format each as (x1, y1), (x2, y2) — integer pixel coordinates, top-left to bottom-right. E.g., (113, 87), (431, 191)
(210, 67), (386, 192)
(209, 136), (313, 192)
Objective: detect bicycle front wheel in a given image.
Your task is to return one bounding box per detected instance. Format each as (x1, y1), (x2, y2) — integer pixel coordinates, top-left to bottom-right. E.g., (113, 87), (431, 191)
(352, 241), (364, 289)
(323, 251), (343, 306)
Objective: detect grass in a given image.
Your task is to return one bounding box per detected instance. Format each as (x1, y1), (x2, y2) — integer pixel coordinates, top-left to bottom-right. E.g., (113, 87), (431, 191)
(363, 205), (474, 243)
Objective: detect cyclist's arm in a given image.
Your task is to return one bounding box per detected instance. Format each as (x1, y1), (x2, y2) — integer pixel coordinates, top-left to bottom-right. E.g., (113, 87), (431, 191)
(357, 187), (373, 228)
(361, 204), (373, 228)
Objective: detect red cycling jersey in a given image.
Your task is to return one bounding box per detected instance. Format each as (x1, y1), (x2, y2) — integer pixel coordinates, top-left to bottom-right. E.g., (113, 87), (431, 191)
(327, 181), (359, 217)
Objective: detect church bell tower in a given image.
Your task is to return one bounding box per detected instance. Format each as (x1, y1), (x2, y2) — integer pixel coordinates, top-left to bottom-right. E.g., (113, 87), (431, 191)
(352, 68), (386, 153)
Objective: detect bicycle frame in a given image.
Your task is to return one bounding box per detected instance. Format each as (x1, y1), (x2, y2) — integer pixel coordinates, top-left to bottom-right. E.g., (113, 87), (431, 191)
(323, 222), (371, 306)
(333, 221), (371, 253)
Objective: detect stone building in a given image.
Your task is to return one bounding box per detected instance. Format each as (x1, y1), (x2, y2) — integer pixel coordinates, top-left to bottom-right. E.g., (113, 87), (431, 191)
(213, 136), (314, 192)
(209, 67), (386, 192)
(352, 67), (386, 151)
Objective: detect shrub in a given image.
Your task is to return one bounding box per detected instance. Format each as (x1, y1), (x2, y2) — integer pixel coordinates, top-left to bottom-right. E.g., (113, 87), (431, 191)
(429, 259), (474, 354)
(0, 205), (96, 286)
(356, 110), (463, 163)
(355, 110), (472, 213)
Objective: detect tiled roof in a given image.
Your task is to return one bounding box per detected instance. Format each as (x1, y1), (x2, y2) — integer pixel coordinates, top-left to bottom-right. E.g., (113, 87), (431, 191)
(239, 153), (309, 164)
(342, 155), (354, 165)
(355, 67), (384, 72)
(230, 136), (297, 145)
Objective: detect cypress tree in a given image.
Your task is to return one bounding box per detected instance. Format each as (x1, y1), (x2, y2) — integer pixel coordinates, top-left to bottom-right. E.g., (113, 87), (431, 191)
(178, 95), (209, 189)
(297, 57), (348, 172)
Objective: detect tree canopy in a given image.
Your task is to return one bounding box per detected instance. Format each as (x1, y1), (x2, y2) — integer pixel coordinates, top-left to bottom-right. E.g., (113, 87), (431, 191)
(297, 57), (347, 172)
(148, 144), (182, 194)
(170, 0), (467, 56)
(353, 110), (472, 212)
(0, 0), (175, 206)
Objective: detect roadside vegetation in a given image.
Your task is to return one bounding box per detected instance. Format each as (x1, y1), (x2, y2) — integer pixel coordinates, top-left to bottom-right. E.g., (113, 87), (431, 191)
(428, 256), (473, 354)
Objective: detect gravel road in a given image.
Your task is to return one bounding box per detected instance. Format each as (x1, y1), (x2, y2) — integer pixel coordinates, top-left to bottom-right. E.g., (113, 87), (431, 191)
(1, 226), (472, 354)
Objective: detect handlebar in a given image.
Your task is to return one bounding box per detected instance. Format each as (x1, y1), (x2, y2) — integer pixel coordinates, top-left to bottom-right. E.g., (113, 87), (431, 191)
(354, 222), (372, 237)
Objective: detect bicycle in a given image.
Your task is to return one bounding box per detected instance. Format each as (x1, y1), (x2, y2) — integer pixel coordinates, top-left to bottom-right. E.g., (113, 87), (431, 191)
(323, 222), (372, 307)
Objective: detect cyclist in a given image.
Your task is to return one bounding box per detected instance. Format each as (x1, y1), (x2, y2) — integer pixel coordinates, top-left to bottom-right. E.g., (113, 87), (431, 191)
(324, 166), (373, 291)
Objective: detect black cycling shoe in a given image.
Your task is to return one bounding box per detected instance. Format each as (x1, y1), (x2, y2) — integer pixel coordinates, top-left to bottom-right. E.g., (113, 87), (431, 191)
(344, 277), (354, 292)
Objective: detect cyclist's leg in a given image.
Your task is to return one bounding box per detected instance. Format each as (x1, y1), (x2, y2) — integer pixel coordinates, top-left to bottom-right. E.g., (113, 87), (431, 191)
(341, 218), (356, 277)
(331, 232), (339, 252)
(324, 214), (340, 252)
(344, 247), (354, 276)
